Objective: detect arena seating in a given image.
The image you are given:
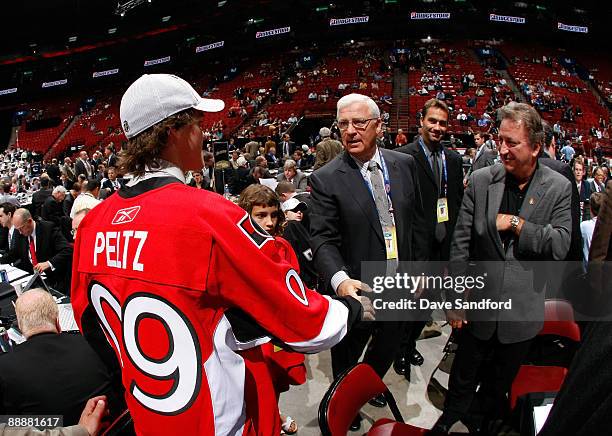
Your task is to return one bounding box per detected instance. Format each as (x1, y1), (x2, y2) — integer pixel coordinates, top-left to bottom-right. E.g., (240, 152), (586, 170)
(15, 96), (81, 154)
(502, 44), (610, 152)
(407, 42), (512, 134)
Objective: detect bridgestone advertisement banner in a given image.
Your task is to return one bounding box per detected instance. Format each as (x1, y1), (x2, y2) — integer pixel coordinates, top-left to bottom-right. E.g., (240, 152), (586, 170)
(329, 16), (370, 26)
(144, 56), (171, 67)
(410, 12), (451, 20)
(196, 41), (225, 53)
(558, 22), (589, 33)
(489, 14), (526, 24)
(255, 27), (290, 39)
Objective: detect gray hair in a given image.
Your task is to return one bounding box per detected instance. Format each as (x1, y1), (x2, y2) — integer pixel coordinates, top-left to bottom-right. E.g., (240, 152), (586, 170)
(16, 288), (58, 338)
(337, 93), (380, 119)
(499, 102), (544, 148)
(283, 159), (297, 171)
(52, 185), (67, 195)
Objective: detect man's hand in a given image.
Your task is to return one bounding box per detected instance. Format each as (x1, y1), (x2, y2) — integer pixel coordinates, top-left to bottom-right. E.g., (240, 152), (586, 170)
(357, 295), (376, 321)
(33, 261), (51, 273)
(337, 278), (370, 298)
(338, 279), (376, 321)
(446, 308), (467, 329)
(495, 214), (511, 232)
(78, 395), (108, 436)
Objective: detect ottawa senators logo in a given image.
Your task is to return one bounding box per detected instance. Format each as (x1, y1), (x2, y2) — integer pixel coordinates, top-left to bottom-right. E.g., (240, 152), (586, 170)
(237, 213), (273, 249)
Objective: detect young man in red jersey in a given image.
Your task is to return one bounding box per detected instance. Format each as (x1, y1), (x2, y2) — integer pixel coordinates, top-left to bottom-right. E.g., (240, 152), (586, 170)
(71, 74), (373, 436)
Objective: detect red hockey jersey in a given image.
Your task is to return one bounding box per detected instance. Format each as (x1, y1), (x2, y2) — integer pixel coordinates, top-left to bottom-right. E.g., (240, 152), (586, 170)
(71, 179), (351, 435)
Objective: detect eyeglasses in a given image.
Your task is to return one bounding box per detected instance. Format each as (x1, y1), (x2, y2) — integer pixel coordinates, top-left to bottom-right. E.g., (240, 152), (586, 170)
(337, 118), (378, 131)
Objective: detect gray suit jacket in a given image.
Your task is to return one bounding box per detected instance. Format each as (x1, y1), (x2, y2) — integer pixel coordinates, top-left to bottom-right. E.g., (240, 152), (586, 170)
(471, 147), (497, 172)
(276, 170), (308, 191)
(451, 163), (572, 343)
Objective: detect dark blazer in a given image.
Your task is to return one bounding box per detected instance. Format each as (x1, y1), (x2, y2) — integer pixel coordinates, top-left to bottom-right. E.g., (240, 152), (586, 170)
(0, 332), (118, 425)
(0, 220), (73, 288)
(310, 149), (424, 292)
(40, 196), (65, 227)
(539, 180), (612, 436)
(31, 188), (52, 218)
(539, 156), (583, 261)
(396, 138), (464, 260)
(101, 178), (125, 194)
(451, 163), (572, 343)
(106, 153), (118, 168)
(278, 140), (296, 157)
(74, 159), (92, 179)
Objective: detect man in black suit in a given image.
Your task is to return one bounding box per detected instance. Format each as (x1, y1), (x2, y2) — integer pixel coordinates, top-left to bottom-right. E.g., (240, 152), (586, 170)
(101, 167), (124, 195)
(45, 158), (62, 186)
(310, 93), (423, 430)
(395, 98), (464, 377)
(0, 289), (119, 425)
(278, 133), (296, 160)
(74, 151), (94, 179)
(2, 208), (73, 292)
(31, 176), (53, 218)
(573, 160), (592, 221)
(41, 185), (67, 227)
(104, 144), (118, 168)
(540, 121), (582, 263)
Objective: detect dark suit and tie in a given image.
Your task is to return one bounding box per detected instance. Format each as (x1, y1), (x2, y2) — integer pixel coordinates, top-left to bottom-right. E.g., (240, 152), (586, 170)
(310, 98), (424, 430)
(101, 178), (124, 194)
(310, 148), (422, 380)
(1, 220), (73, 292)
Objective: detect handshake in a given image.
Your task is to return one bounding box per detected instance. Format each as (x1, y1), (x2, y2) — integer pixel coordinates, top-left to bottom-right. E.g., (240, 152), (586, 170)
(337, 278), (376, 322)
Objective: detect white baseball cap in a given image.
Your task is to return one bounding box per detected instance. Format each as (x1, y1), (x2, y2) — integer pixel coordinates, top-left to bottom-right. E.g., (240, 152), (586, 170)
(120, 74), (225, 139)
(281, 197), (307, 213)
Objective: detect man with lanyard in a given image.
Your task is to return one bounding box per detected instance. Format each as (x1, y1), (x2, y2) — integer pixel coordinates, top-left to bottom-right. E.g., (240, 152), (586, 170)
(396, 98), (464, 380)
(310, 93), (423, 429)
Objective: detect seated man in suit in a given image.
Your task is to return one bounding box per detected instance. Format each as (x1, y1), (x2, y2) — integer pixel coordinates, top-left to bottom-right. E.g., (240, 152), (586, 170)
(0, 289), (120, 425)
(276, 159), (307, 191)
(2, 208), (73, 293)
(0, 202), (19, 254)
(101, 166), (124, 195)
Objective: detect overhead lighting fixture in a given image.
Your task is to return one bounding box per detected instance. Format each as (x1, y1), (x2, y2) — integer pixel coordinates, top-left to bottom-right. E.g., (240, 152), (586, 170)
(108, 27), (117, 34)
(162, 15), (171, 22)
(115, 0), (150, 16)
(68, 36), (77, 42)
(218, 0), (227, 6)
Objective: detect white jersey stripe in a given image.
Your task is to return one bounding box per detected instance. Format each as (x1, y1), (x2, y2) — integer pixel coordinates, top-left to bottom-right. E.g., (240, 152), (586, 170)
(204, 315), (247, 436)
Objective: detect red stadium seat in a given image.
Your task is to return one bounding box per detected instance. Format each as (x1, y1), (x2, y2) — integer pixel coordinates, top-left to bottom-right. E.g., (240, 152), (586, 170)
(318, 363), (409, 436)
(510, 299), (580, 409)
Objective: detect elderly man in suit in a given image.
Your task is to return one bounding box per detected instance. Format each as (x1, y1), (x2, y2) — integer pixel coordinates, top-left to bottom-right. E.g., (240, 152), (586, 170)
(0, 288), (119, 425)
(432, 102), (572, 434)
(310, 93), (424, 430)
(276, 159), (307, 191)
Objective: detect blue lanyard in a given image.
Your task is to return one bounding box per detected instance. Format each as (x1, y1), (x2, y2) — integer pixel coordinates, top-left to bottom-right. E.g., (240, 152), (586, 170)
(419, 138), (447, 198)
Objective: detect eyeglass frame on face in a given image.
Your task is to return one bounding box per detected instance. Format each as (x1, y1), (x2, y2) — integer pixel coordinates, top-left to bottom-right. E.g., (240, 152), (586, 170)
(337, 117), (378, 131)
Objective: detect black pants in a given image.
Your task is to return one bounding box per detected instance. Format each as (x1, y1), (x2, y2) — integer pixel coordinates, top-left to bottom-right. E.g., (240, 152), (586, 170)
(398, 320), (426, 357)
(331, 321), (406, 379)
(441, 327), (533, 426)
